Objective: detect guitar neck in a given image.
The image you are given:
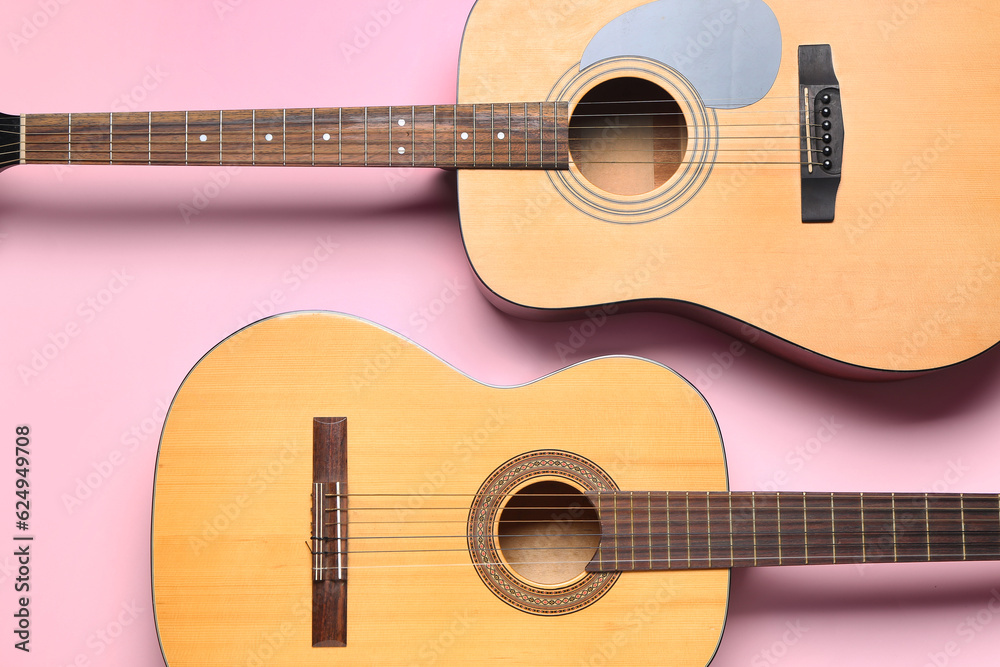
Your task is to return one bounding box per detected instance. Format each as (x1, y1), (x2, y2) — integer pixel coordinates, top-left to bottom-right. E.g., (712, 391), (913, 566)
(586, 491), (1000, 572)
(2, 102), (568, 170)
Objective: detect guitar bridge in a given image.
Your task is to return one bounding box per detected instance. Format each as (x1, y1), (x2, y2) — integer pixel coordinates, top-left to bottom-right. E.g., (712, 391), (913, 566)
(799, 44), (844, 223)
(311, 417), (348, 647)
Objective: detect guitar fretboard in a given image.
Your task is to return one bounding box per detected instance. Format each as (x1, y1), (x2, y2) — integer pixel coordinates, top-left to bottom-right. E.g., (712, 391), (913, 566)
(17, 103), (568, 169)
(585, 491), (1000, 571)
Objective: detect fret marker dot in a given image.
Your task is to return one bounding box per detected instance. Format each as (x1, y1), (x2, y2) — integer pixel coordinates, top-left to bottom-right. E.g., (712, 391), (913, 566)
(398, 119), (406, 126)
(397, 147), (405, 155)
(497, 132), (505, 140)
(199, 134), (207, 142)
(461, 132), (469, 140)
(265, 133), (273, 142)
(323, 133), (331, 141)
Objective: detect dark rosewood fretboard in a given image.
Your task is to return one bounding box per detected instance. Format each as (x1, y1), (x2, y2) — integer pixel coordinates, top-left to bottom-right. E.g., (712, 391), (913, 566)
(7, 103), (568, 170)
(585, 491), (1000, 572)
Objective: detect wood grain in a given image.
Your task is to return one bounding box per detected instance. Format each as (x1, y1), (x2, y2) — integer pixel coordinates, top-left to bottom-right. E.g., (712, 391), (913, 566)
(152, 312), (729, 667)
(457, 0), (1000, 374)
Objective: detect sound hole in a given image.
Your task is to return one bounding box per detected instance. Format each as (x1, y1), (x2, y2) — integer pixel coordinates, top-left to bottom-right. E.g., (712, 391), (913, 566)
(569, 77), (688, 196)
(497, 480), (601, 586)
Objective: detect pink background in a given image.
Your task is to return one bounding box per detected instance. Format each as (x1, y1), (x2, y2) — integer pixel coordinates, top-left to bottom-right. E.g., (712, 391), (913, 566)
(2, 0), (1000, 665)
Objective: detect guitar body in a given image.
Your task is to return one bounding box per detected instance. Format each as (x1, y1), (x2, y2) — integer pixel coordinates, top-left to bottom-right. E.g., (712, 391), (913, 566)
(152, 312), (729, 666)
(457, 0), (1000, 375)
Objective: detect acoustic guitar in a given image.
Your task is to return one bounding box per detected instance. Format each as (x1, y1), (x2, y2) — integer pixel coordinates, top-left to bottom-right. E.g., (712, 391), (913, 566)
(152, 311), (1000, 666)
(5, 0), (999, 376)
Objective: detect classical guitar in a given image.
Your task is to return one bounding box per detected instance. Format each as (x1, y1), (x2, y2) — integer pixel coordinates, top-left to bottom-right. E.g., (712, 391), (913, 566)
(5, 0), (999, 377)
(152, 311), (1000, 666)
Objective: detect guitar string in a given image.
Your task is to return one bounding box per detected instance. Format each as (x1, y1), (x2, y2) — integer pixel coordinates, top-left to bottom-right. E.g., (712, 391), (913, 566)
(311, 550), (1000, 572)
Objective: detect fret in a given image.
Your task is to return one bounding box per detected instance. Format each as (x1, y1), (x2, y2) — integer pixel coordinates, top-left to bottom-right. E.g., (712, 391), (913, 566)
(523, 102), (529, 167)
(455, 105), (475, 167)
(364, 106), (390, 167)
(21, 103), (568, 169)
(803, 492), (809, 564)
(684, 492), (692, 568)
(836, 493), (864, 564)
(707, 492), (732, 568)
(831, 493), (836, 563)
(752, 492), (779, 565)
(412, 106), (436, 167)
(253, 109), (284, 165)
(187, 110), (219, 165)
(860, 493), (895, 564)
(927, 495), (964, 562)
(751, 492), (758, 566)
(665, 492), (674, 569)
(555, 100), (569, 166)
(963, 495), (1000, 561)
(891, 494), (897, 561)
(611, 493), (621, 563)
(313, 108), (339, 166)
(109, 112), (150, 166)
(629, 491), (635, 569)
(961, 495), (967, 560)
(644, 491), (652, 570)
(925, 494), (931, 561)
(220, 110), (252, 164)
(540, 101), (557, 167)
(860, 493), (867, 562)
(685, 491), (711, 568)
(894, 494), (930, 562)
(705, 492), (711, 566)
(777, 492), (807, 566)
(70, 112), (111, 164)
(285, 108), (314, 166)
(340, 108), (366, 165)
(24, 114), (68, 164)
(507, 102), (512, 165)
(776, 492), (782, 565)
(804, 493), (835, 565)
(728, 494), (735, 567)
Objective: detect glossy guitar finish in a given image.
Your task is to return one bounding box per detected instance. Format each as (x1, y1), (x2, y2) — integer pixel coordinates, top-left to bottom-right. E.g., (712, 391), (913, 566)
(152, 312), (1000, 666)
(152, 312), (730, 666)
(456, 0), (1000, 376)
